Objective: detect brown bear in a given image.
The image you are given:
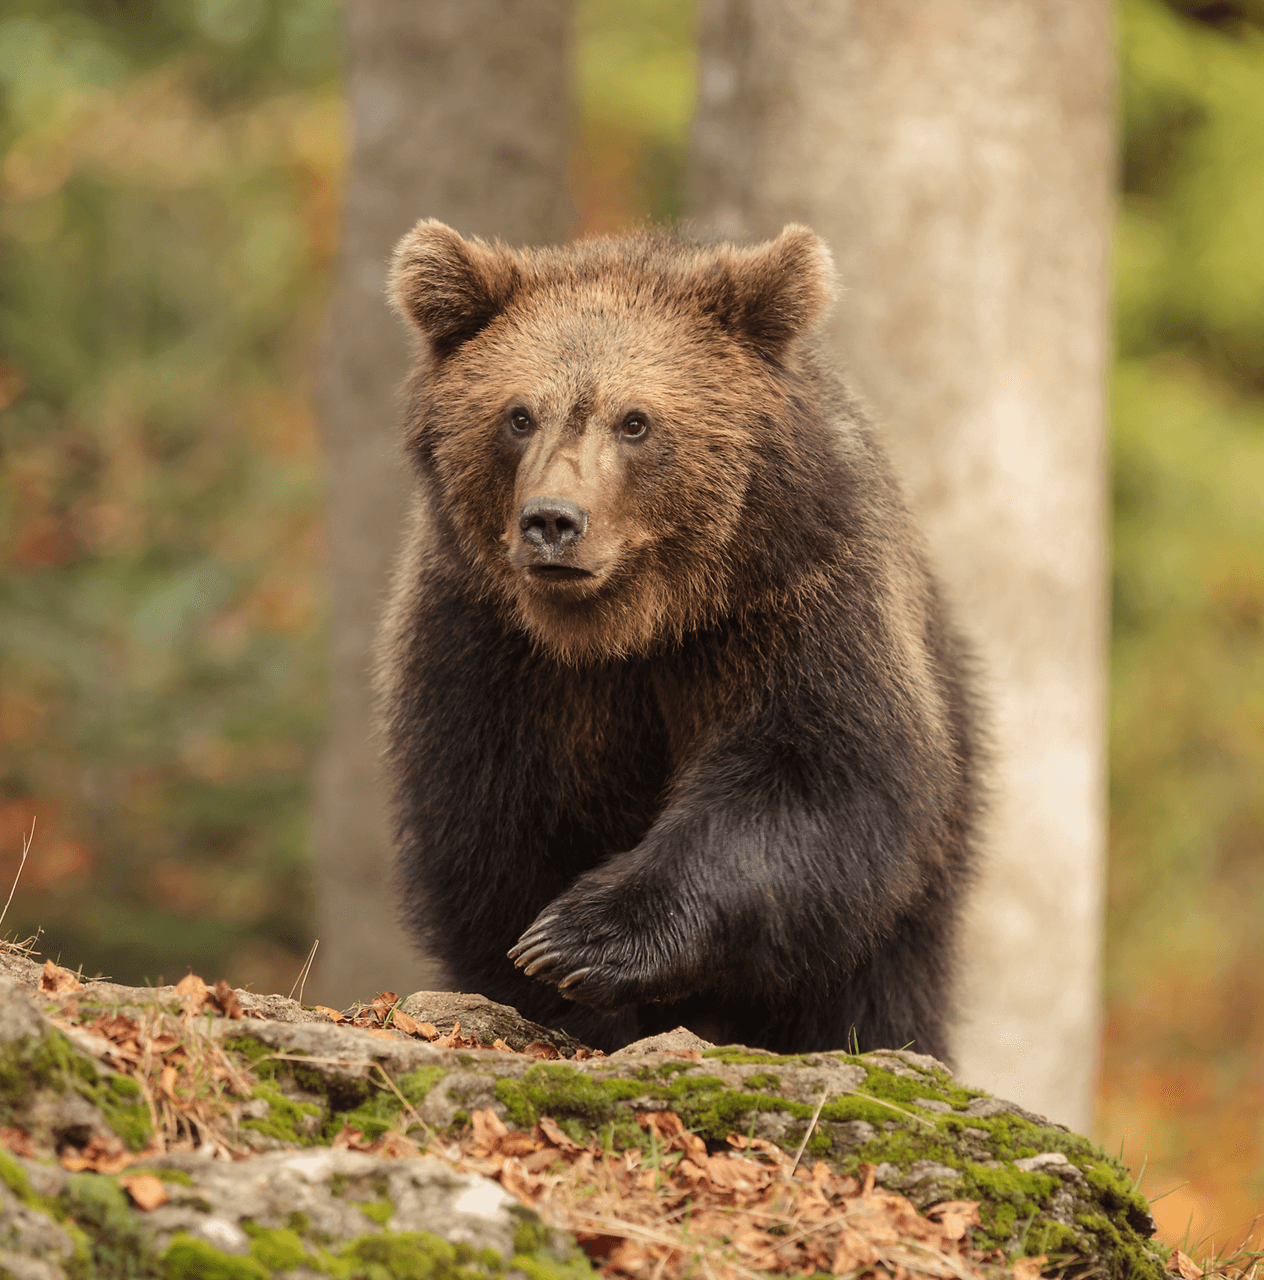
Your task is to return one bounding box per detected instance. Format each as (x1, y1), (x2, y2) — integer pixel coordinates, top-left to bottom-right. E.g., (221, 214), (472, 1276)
(376, 220), (982, 1060)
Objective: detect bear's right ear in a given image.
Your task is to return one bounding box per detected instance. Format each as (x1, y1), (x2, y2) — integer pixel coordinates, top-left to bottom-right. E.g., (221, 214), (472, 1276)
(389, 220), (522, 358)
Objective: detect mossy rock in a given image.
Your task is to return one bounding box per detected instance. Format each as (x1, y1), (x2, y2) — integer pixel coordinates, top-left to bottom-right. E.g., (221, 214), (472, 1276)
(0, 964), (1166, 1280)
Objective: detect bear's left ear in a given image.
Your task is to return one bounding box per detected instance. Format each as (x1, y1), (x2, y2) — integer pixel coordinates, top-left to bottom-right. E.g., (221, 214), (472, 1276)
(700, 225), (838, 354)
(389, 219), (523, 358)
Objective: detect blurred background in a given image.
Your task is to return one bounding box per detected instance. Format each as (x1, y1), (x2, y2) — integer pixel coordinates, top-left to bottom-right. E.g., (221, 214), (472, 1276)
(1, 0), (1260, 1256)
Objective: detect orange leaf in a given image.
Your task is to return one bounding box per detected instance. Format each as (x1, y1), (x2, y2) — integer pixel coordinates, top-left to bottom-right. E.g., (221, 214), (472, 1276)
(314, 1005), (344, 1022)
(417, 1022), (440, 1040)
(119, 1174), (169, 1211)
(1011, 1256), (1049, 1280)
(212, 979), (243, 1020)
(1168, 1251), (1204, 1280)
(173, 973), (209, 1016)
(391, 1008), (420, 1035)
(537, 1116), (584, 1152)
(472, 1109), (509, 1150)
(522, 1041), (560, 1059)
(0, 1127), (35, 1158)
(40, 960), (83, 994)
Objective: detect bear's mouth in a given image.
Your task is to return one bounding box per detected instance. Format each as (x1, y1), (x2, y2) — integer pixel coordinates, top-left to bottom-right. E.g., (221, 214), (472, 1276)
(527, 565), (595, 582)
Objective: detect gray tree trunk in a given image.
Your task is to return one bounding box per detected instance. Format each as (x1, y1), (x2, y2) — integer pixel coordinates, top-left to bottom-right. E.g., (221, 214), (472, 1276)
(312, 0), (572, 1008)
(690, 0), (1114, 1131)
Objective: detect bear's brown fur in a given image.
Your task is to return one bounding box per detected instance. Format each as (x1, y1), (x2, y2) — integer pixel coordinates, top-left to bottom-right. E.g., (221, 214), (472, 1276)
(377, 220), (982, 1058)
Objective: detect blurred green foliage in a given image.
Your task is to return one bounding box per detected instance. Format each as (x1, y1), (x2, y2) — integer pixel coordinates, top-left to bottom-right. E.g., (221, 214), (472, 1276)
(1105, 0), (1264, 1244)
(0, 0), (341, 990)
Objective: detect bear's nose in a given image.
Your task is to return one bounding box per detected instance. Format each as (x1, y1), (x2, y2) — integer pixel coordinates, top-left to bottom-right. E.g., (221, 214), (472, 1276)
(519, 497), (589, 552)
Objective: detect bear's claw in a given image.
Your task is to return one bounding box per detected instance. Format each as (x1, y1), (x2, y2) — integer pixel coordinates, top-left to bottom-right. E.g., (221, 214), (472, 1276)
(507, 916), (557, 960)
(557, 967), (592, 990)
(522, 951), (563, 976)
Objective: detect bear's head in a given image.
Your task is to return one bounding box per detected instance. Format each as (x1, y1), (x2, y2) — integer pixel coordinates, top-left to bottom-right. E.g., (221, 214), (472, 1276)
(389, 221), (838, 664)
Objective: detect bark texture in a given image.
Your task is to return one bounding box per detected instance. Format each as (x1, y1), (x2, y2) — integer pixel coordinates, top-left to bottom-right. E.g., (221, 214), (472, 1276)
(313, 0), (573, 1007)
(690, 0), (1114, 1130)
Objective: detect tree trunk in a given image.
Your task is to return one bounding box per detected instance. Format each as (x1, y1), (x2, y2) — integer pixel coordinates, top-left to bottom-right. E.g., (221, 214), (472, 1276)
(691, 0), (1114, 1131)
(313, 0), (572, 1008)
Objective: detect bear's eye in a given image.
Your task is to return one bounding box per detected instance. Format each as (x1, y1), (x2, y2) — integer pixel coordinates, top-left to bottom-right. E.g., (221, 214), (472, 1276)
(620, 413), (649, 440)
(508, 408), (533, 435)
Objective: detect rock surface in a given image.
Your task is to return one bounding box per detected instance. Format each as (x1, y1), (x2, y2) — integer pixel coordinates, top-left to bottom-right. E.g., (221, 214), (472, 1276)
(0, 948), (1166, 1279)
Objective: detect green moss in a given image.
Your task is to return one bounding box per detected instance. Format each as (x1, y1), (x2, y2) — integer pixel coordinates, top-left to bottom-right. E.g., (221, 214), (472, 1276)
(221, 1035), (278, 1067)
(329, 1065), (448, 1142)
(248, 1226), (311, 1270)
(743, 1072), (782, 1091)
(0, 1024), (151, 1152)
(494, 1065), (644, 1131)
(127, 1166), (194, 1185)
(98, 1079), (154, 1153)
(241, 1084), (322, 1145)
(332, 1229), (501, 1279)
(62, 1171), (161, 1277)
(164, 1234), (270, 1279)
(0, 1147), (33, 1201)
(702, 1048), (806, 1065)
(361, 1199), (395, 1225)
(855, 1065), (982, 1111)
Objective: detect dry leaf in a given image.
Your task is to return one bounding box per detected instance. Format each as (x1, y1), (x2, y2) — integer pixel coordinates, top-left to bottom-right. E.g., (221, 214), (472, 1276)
(391, 1007), (420, 1035)
(471, 1108), (509, 1152)
(417, 1022), (440, 1040)
(1168, 1251), (1204, 1280)
(927, 1199), (983, 1240)
(173, 972), (209, 1016)
(538, 1116), (584, 1152)
(119, 1174), (169, 1211)
(60, 1135), (134, 1174)
(522, 1040), (560, 1059)
(491, 1038), (514, 1052)
(0, 1127), (35, 1157)
(314, 1005), (344, 1022)
(212, 979), (243, 1019)
(1011, 1256), (1049, 1280)
(40, 959), (83, 994)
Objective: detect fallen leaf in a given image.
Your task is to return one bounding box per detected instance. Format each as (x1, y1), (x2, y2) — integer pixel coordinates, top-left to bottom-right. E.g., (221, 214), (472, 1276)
(211, 979), (243, 1019)
(119, 1174), (169, 1211)
(0, 1127), (35, 1157)
(1011, 1256), (1049, 1280)
(522, 1040), (560, 1059)
(173, 972), (209, 1016)
(40, 960), (83, 994)
(538, 1116), (584, 1152)
(391, 1007), (420, 1035)
(927, 1199), (982, 1240)
(1168, 1251), (1204, 1280)
(314, 1005), (344, 1022)
(60, 1135), (134, 1174)
(575, 1231), (625, 1260)
(417, 1022), (440, 1040)
(472, 1108), (509, 1153)
(491, 1038), (514, 1052)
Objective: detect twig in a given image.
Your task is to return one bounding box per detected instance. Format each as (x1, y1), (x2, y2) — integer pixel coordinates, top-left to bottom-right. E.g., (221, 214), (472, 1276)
(790, 1085), (830, 1173)
(374, 1062), (434, 1139)
(838, 1086), (937, 1128)
(0, 817), (35, 933)
(287, 938), (319, 1004)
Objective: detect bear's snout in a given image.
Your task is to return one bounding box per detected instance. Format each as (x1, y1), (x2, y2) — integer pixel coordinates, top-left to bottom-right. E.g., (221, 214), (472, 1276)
(519, 496), (589, 557)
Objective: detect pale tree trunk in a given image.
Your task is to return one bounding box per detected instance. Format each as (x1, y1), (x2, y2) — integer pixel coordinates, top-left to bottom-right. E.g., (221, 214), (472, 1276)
(313, 0), (572, 1008)
(691, 1), (1114, 1131)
